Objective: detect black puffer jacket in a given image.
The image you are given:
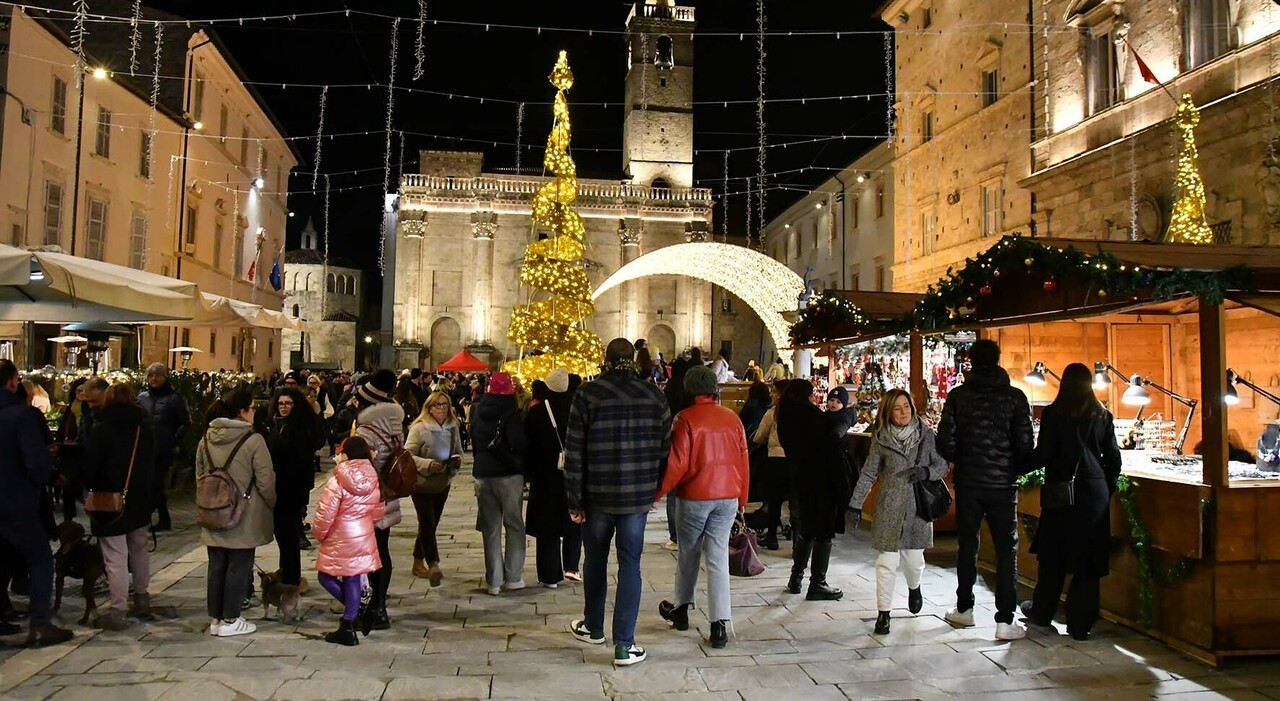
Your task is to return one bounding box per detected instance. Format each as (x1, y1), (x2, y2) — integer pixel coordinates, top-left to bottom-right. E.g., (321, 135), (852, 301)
(470, 394), (528, 479)
(936, 365), (1034, 490)
(138, 381), (189, 462)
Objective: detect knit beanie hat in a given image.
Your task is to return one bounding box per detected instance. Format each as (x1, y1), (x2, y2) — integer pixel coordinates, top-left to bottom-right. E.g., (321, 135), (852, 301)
(357, 368), (396, 404)
(488, 372), (515, 396)
(827, 386), (850, 407)
(683, 366), (719, 396)
(544, 367), (570, 394)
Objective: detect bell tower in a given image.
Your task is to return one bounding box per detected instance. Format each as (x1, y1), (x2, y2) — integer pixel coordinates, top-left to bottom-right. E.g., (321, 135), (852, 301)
(623, 0), (695, 189)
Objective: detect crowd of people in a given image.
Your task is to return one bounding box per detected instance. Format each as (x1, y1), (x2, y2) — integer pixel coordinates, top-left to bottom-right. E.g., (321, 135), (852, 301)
(0, 336), (1123, 666)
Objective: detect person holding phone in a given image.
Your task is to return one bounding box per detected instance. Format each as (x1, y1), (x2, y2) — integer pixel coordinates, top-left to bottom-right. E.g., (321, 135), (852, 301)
(404, 391), (463, 586)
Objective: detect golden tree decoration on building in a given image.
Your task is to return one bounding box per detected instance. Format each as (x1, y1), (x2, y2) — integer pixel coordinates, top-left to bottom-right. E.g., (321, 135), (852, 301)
(1165, 94), (1214, 245)
(503, 51), (604, 381)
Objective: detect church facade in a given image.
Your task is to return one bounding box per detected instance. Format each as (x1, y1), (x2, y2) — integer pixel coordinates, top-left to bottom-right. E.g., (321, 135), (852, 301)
(386, 1), (731, 372)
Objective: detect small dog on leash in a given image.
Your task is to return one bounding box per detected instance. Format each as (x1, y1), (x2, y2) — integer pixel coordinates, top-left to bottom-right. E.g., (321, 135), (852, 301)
(52, 521), (106, 624)
(256, 569), (303, 622)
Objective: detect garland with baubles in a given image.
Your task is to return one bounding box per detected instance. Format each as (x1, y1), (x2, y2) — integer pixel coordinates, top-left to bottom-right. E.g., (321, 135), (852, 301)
(789, 293), (882, 345)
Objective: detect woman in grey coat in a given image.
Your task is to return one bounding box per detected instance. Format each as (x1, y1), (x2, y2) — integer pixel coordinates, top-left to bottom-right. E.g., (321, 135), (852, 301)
(197, 389), (277, 638)
(850, 388), (949, 635)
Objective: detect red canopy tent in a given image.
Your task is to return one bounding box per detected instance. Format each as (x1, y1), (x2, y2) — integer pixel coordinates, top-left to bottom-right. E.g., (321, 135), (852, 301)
(435, 349), (490, 372)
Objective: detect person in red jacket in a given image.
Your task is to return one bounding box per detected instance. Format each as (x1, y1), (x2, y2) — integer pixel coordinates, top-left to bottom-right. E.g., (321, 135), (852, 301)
(655, 366), (750, 649)
(312, 436), (386, 646)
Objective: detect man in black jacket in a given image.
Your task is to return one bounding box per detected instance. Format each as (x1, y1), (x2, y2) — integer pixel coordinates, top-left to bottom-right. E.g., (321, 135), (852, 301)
(138, 363), (189, 531)
(936, 339), (1034, 641)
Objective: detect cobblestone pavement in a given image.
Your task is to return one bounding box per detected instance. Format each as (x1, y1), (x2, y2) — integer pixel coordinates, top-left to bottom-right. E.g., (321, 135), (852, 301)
(3, 456), (1280, 700)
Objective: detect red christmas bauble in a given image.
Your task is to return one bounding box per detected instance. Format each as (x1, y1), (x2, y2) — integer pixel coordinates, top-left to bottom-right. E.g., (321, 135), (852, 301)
(1043, 278), (1058, 293)
(979, 284), (993, 296)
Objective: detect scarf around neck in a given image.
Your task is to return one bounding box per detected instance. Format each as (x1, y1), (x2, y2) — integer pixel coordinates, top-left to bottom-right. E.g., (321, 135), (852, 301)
(885, 417), (922, 455)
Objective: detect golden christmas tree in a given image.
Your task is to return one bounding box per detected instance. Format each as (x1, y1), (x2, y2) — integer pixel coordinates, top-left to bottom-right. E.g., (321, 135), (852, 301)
(1165, 94), (1214, 245)
(503, 51), (604, 382)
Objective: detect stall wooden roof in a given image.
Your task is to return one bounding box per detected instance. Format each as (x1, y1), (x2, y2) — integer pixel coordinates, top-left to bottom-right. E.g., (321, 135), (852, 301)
(786, 291), (925, 348)
(927, 238), (1280, 332)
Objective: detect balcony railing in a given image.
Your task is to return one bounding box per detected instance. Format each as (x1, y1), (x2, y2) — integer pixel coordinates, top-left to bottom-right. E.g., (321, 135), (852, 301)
(625, 2), (695, 24)
(399, 173), (712, 203)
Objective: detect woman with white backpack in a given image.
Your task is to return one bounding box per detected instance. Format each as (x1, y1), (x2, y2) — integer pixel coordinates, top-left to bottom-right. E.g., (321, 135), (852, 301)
(196, 389), (276, 637)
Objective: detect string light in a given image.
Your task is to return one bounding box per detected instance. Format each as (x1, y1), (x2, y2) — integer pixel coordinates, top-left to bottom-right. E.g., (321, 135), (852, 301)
(755, 0), (767, 251)
(503, 51), (603, 382)
(312, 85), (327, 189)
(379, 17), (401, 275)
(413, 0), (426, 81)
(744, 175), (753, 249)
(515, 102), (524, 174)
(397, 130), (405, 183)
(594, 242), (803, 361)
(128, 0), (142, 74)
(884, 31), (894, 139)
(1165, 95), (1214, 245)
(144, 20), (162, 270)
(721, 149), (730, 242)
(1128, 136), (1138, 240)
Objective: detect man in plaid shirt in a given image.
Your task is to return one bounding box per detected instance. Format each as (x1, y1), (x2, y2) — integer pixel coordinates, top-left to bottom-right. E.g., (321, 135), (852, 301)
(564, 338), (673, 667)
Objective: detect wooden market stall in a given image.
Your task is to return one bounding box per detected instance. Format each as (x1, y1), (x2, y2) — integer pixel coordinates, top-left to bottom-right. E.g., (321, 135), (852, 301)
(922, 237), (1280, 665)
(787, 291), (967, 531)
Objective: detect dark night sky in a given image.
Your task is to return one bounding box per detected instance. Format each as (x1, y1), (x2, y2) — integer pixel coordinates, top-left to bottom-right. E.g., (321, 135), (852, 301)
(142, 0), (891, 274)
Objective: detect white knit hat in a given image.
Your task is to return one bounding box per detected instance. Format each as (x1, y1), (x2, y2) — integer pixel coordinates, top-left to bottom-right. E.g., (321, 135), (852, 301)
(544, 367), (570, 394)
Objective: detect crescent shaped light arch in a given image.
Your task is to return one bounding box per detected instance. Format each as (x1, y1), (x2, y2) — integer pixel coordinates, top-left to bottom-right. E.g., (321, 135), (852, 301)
(592, 242), (804, 357)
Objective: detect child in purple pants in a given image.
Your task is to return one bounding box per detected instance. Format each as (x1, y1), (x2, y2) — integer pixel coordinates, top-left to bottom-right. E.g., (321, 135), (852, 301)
(311, 437), (386, 645)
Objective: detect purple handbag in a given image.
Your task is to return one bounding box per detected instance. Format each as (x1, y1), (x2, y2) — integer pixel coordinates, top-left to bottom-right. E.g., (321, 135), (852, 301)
(728, 519), (766, 577)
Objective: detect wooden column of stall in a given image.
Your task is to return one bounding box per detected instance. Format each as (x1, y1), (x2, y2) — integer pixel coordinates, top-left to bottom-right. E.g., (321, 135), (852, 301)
(909, 332), (927, 412)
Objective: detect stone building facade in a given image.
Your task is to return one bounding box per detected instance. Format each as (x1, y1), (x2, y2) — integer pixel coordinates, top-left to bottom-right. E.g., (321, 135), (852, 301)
(878, 0), (1036, 293)
(387, 1), (730, 373)
(1026, 0), (1280, 247)
(0, 2), (294, 373)
(280, 219), (363, 370)
(762, 142), (897, 296)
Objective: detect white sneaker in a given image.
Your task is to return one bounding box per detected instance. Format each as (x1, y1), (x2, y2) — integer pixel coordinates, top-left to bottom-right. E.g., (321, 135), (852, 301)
(487, 586), (502, 596)
(996, 622), (1027, 641)
(208, 619), (220, 635)
(213, 617), (257, 637)
(502, 580), (526, 592)
(661, 540), (678, 552)
(944, 607), (975, 627)
(540, 581), (559, 589)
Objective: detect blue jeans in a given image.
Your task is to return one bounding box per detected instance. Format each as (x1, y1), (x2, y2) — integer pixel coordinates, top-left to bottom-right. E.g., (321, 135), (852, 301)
(582, 510), (647, 648)
(675, 498), (737, 621)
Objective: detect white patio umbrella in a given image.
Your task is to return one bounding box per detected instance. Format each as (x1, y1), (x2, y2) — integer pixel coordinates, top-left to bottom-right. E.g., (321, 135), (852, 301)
(0, 244), (198, 323)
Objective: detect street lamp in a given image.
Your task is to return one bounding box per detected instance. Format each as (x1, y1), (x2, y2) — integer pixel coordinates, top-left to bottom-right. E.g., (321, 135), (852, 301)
(91, 67), (108, 80)
(364, 335), (373, 344)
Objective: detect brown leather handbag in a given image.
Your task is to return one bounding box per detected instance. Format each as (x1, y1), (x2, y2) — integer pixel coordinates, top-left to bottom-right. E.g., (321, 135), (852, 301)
(84, 427), (140, 517)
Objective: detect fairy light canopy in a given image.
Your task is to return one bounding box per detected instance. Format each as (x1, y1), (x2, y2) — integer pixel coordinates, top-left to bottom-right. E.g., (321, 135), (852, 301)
(593, 242), (805, 359)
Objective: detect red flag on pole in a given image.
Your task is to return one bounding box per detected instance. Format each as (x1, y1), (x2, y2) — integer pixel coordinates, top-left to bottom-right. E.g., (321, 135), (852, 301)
(1127, 41), (1161, 85)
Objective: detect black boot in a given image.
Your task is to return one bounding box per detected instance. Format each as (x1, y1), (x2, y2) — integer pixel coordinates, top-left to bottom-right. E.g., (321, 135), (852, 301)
(759, 527), (779, 551)
(324, 618), (359, 646)
(805, 540), (843, 601)
(658, 600), (689, 631)
(710, 620), (728, 649)
(874, 611), (891, 635)
(371, 607), (391, 630)
(908, 587), (923, 615)
(787, 535), (812, 594)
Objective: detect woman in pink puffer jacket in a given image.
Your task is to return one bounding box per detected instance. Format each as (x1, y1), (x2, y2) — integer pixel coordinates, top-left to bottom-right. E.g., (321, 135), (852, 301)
(312, 436), (385, 646)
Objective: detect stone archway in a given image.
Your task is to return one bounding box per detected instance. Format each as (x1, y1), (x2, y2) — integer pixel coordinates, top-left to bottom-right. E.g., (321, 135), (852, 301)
(429, 316), (462, 371)
(645, 323), (677, 363)
(593, 242), (804, 358)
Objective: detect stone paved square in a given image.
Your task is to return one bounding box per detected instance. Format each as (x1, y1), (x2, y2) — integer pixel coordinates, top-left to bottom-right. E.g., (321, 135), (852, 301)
(2, 457), (1277, 700)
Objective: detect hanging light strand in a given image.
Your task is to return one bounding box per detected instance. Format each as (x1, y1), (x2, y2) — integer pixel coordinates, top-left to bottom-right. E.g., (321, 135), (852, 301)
(745, 175), (754, 249)
(755, 0), (767, 251)
(515, 102), (525, 174)
(143, 20), (162, 269)
(379, 17), (401, 274)
(413, 0), (426, 81)
(721, 149), (729, 242)
(312, 85), (327, 189)
(1128, 136), (1138, 240)
(128, 0), (142, 74)
(884, 31), (894, 138)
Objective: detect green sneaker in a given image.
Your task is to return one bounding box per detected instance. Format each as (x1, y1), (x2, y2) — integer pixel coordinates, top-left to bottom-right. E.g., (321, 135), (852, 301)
(613, 643), (647, 667)
(568, 619), (604, 645)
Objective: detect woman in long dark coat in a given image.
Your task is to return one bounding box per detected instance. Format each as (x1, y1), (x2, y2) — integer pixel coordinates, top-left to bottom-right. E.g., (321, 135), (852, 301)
(1021, 362), (1122, 641)
(266, 387), (324, 587)
(83, 383), (155, 630)
(524, 371), (580, 587)
(775, 381), (855, 601)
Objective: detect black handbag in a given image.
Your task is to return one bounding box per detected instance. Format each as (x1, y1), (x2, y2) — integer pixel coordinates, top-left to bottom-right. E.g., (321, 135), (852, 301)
(485, 415), (524, 473)
(913, 476), (953, 521)
(1041, 428), (1087, 510)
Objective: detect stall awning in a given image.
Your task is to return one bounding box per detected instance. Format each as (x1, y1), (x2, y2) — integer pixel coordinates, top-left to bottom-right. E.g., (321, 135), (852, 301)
(912, 236), (1280, 333)
(0, 245), (198, 323)
(187, 293), (303, 332)
(436, 349), (490, 372)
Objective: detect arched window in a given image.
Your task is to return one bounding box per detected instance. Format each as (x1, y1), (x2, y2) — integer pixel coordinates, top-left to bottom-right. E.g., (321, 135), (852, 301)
(291, 304), (299, 318)
(326, 273), (336, 293)
(651, 177), (670, 190)
(304, 272), (311, 291)
(344, 275), (354, 295)
(337, 275), (347, 295)
(655, 35), (674, 70)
